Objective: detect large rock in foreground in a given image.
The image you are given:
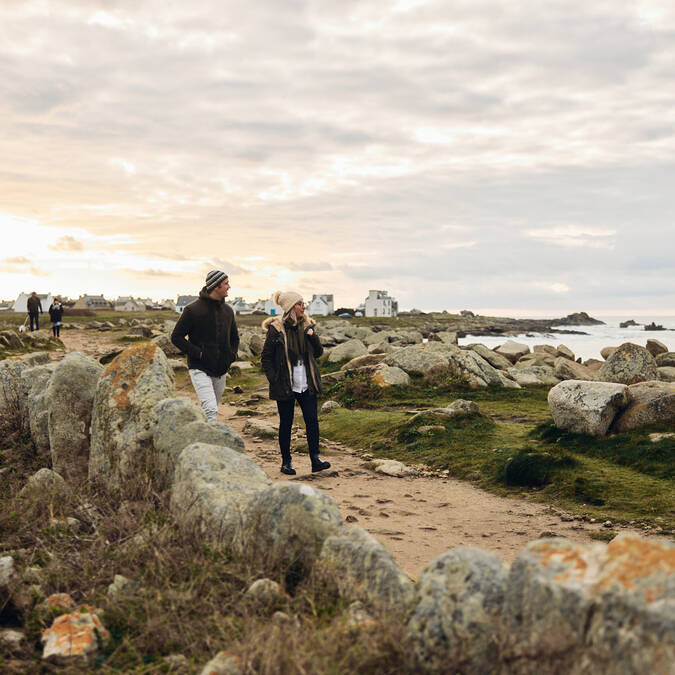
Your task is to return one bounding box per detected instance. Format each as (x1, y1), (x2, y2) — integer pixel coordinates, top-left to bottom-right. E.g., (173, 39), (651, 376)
(548, 380), (628, 436)
(0, 359), (28, 413)
(47, 352), (102, 481)
(244, 483), (342, 581)
(20, 365), (53, 454)
(89, 343), (174, 489)
(153, 398), (245, 487)
(503, 535), (675, 674)
(612, 381), (675, 432)
(320, 526), (414, 612)
(408, 547), (508, 674)
(598, 342), (659, 385)
(171, 442), (271, 543)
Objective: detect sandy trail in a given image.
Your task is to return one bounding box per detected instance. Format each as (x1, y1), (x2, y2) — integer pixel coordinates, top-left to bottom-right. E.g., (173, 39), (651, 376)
(59, 330), (657, 578)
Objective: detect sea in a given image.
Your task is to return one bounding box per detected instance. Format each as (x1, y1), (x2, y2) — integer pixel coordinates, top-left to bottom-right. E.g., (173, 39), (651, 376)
(458, 315), (675, 362)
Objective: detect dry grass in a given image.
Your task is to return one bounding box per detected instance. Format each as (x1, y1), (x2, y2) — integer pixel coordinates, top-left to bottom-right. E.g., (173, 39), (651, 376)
(0, 423), (419, 673)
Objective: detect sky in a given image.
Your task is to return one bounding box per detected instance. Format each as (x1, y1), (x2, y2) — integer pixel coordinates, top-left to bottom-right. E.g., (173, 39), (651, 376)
(1, 0), (674, 316)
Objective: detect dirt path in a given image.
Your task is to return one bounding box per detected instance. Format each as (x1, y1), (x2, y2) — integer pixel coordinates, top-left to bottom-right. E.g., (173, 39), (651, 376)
(59, 330), (658, 579)
(216, 399), (607, 577)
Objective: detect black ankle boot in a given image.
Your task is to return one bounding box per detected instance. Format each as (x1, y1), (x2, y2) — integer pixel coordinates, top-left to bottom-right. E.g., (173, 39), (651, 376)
(311, 459), (331, 473)
(281, 463), (296, 475)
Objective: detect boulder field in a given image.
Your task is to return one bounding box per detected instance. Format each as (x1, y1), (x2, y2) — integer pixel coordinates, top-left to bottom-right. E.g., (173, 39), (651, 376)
(1, 338), (674, 672)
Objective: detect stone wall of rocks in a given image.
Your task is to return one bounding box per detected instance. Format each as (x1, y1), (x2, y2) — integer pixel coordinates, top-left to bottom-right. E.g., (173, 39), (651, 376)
(1, 340), (674, 672)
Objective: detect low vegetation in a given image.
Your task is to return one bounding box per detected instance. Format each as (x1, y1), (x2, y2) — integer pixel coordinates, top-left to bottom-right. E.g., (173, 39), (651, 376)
(0, 400), (415, 673)
(321, 376), (675, 532)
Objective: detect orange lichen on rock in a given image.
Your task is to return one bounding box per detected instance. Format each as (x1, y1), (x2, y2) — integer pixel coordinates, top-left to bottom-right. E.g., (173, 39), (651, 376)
(371, 372), (387, 387)
(595, 535), (675, 595)
(41, 611), (111, 664)
(103, 342), (157, 409)
(532, 540), (591, 582)
(45, 593), (75, 611)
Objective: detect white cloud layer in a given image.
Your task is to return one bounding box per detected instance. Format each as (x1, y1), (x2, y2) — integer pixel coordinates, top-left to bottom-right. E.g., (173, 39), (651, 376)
(1, 0), (674, 312)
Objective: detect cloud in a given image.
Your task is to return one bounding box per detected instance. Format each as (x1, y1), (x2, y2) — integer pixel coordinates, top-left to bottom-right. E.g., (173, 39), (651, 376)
(525, 226), (616, 249)
(0, 2), (673, 311)
(287, 262), (334, 271)
(49, 235), (85, 251)
(3, 256), (30, 264)
(124, 268), (183, 279)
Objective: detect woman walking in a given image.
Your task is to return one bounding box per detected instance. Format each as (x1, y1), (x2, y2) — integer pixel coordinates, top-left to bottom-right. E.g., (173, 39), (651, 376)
(48, 298), (63, 338)
(261, 291), (330, 475)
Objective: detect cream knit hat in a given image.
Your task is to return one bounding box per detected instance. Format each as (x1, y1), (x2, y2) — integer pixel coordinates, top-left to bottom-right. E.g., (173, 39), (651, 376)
(273, 290), (304, 313)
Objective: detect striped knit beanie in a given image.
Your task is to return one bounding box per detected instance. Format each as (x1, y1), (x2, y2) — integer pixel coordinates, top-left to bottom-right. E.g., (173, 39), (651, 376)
(205, 270), (228, 291)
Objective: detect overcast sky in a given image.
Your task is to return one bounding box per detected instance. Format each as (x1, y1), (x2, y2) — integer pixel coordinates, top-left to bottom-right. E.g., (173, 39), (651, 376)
(1, 0), (674, 315)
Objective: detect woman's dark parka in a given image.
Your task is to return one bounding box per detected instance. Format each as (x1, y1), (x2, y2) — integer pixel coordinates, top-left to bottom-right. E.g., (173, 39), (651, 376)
(261, 316), (323, 401)
(171, 288), (239, 377)
(48, 303), (63, 323)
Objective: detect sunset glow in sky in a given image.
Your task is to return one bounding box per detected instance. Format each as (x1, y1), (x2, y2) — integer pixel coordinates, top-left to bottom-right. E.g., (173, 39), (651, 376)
(2, 1), (674, 314)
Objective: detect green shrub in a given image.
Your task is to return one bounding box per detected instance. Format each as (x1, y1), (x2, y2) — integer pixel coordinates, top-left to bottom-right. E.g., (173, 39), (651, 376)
(332, 371), (383, 408)
(500, 449), (577, 487)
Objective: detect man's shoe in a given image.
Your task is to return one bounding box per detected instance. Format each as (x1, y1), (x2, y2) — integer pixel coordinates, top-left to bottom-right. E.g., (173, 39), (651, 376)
(280, 463), (296, 475)
(311, 459), (331, 473)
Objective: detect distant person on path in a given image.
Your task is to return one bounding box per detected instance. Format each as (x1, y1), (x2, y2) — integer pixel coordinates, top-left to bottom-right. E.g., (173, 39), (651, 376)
(27, 291), (42, 331)
(261, 291), (330, 475)
(48, 298), (64, 338)
(171, 270), (239, 422)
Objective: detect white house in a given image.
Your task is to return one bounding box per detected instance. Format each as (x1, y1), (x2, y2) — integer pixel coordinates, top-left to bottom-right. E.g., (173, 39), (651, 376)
(228, 297), (252, 314)
(114, 297), (145, 311)
(307, 294), (334, 316)
(251, 295), (283, 315)
(364, 290), (398, 318)
(72, 294), (110, 310)
(176, 295), (198, 313)
(159, 299), (176, 312)
(13, 292), (54, 313)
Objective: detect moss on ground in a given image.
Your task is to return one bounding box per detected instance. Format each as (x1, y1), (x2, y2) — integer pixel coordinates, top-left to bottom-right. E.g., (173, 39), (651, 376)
(318, 383), (675, 531)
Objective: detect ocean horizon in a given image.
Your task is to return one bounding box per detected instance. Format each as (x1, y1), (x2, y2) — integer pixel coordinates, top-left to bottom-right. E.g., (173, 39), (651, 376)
(459, 315), (675, 361)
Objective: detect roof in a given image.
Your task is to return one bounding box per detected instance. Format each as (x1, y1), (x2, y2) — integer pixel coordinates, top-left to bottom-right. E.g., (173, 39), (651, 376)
(177, 295), (198, 305)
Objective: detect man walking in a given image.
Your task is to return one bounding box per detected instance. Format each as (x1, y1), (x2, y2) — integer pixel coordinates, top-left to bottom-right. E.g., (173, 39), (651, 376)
(171, 270), (239, 421)
(27, 291), (43, 331)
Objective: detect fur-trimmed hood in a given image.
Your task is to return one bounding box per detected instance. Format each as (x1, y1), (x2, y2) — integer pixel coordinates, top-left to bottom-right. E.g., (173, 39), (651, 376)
(262, 315), (316, 332)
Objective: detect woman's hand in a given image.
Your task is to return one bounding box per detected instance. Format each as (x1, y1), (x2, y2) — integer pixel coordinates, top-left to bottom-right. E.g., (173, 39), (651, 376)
(305, 328), (314, 336)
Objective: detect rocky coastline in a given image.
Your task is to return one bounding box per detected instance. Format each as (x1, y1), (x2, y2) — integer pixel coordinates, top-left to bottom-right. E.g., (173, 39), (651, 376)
(405, 311), (604, 338)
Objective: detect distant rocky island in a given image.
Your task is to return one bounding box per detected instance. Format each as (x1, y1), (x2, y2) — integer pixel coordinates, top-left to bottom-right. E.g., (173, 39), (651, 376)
(422, 311), (605, 338)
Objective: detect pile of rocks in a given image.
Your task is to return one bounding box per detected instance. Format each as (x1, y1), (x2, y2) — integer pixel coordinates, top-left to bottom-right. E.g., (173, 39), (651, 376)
(0, 329), (63, 353)
(2, 342), (674, 672)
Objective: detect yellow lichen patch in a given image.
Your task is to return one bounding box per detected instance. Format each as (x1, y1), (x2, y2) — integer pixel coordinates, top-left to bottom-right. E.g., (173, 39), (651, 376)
(41, 611), (111, 663)
(103, 342), (157, 409)
(595, 535), (675, 595)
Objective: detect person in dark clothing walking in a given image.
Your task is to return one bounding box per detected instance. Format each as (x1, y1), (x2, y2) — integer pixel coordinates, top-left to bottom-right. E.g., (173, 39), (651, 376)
(261, 290), (330, 475)
(48, 298), (64, 338)
(26, 292), (42, 331)
(171, 270), (239, 421)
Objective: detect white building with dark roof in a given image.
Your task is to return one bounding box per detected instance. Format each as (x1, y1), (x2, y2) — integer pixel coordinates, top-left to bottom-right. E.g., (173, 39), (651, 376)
(228, 297), (252, 314)
(72, 294), (110, 310)
(364, 290), (398, 318)
(114, 296), (145, 311)
(307, 294), (334, 316)
(176, 295), (198, 313)
(13, 292), (54, 313)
